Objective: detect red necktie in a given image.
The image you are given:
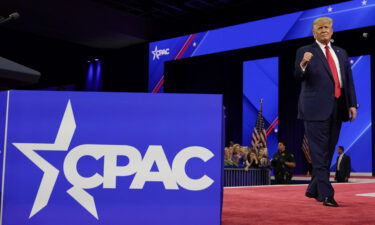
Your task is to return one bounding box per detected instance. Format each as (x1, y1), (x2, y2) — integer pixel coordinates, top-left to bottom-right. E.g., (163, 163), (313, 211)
(325, 45), (341, 98)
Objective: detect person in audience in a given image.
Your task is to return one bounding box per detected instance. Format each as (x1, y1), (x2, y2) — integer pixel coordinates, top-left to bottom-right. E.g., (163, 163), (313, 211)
(258, 147), (270, 167)
(231, 145), (241, 167)
(237, 146), (249, 168)
(244, 149), (259, 171)
(271, 142), (296, 184)
(334, 146), (351, 183)
(224, 147), (235, 167)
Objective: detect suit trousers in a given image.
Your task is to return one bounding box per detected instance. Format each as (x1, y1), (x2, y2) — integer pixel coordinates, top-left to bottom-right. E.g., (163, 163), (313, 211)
(304, 98), (343, 201)
(336, 171), (348, 183)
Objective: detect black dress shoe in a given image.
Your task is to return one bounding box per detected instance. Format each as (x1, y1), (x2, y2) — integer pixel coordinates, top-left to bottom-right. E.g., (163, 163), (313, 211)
(323, 197), (339, 207)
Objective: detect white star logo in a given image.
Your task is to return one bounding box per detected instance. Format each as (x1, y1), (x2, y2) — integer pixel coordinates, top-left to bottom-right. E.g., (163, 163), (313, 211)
(362, 0), (367, 6)
(151, 45), (170, 60)
(13, 101), (78, 218)
(327, 6), (333, 12)
(152, 45), (160, 60)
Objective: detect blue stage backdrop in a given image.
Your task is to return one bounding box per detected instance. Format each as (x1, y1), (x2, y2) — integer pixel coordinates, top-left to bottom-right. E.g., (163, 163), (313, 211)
(0, 91), (223, 225)
(149, 0), (375, 93)
(331, 55), (372, 173)
(243, 57), (279, 157)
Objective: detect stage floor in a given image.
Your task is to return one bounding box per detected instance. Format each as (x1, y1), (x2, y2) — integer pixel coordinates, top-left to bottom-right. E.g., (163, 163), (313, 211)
(222, 182), (375, 225)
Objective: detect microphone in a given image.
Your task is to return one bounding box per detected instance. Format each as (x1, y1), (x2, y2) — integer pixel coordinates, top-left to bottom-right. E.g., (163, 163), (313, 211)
(0, 12), (20, 24)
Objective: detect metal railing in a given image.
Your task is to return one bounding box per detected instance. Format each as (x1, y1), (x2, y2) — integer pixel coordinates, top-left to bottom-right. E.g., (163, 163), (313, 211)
(224, 168), (271, 187)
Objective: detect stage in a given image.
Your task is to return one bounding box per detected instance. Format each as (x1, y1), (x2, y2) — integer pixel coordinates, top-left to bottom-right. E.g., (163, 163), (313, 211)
(222, 182), (375, 225)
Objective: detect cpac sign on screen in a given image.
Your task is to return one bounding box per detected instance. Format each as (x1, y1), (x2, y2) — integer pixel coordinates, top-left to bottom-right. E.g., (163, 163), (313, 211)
(0, 91), (224, 225)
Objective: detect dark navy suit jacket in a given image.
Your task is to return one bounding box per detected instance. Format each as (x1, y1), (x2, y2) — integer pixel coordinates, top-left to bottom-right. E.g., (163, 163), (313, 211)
(294, 42), (357, 121)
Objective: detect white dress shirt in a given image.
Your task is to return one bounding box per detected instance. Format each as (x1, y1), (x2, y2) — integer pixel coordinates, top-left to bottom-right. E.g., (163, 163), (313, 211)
(315, 40), (343, 88)
(337, 153), (344, 171)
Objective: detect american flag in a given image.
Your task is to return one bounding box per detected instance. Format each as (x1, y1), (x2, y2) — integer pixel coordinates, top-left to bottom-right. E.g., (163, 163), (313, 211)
(251, 99), (267, 152)
(301, 134), (312, 164)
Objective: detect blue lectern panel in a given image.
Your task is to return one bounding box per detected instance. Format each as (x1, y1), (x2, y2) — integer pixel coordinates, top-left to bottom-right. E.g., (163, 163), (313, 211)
(0, 91), (223, 225)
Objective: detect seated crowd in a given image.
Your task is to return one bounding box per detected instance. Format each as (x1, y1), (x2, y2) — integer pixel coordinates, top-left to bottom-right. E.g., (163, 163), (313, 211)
(224, 142), (270, 170)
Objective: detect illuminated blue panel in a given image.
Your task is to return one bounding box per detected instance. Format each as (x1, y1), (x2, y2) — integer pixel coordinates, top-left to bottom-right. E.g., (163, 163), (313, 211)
(149, 0), (375, 92)
(331, 55), (372, 173)
(0, 91), (223, 225)
(243, 57), (278, 157)
(193, 12), (302, 56)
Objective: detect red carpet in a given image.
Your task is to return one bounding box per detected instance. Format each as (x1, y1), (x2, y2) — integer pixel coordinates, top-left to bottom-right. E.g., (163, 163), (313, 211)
(222, 183), (375, 225)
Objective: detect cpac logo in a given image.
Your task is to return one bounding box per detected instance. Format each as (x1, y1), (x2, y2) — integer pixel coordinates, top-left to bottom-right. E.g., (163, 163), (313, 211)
(151, 45), (170, 60)
(13, 101), (214, 219)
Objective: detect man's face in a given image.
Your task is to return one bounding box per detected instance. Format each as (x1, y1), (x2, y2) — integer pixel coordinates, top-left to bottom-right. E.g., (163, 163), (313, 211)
(337, 148), (343, 155)
(278, 143), (285, 152)
(313, 22), (333, 45)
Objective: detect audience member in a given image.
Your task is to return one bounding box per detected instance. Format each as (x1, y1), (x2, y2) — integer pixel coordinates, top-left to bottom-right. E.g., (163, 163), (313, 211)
(244, 150), (259, 171)
(258, 147), (270, 167)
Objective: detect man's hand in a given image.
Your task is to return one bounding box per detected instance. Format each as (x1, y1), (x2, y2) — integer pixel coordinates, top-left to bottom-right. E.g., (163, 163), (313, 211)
(300, 52), (313, 68)
(349, 107), (357, 122)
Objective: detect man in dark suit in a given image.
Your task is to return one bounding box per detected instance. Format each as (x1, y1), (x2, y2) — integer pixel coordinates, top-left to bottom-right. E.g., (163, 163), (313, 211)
(335, 146), (351, 183)
(294, 17), (357, 207)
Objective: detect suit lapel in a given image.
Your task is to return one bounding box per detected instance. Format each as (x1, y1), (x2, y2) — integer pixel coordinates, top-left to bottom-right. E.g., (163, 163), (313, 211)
(312, 42), (334, 82)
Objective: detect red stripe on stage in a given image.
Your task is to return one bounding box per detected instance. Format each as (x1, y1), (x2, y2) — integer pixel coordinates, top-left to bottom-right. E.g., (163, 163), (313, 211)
(152, 78), (165, 93)
(266, 117), (279, 136)
(176, 33), (197, 59)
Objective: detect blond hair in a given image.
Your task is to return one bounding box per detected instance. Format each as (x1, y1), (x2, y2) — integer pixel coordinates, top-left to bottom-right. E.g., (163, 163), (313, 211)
(312, 17), (333, 29)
